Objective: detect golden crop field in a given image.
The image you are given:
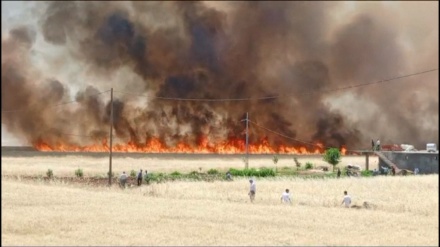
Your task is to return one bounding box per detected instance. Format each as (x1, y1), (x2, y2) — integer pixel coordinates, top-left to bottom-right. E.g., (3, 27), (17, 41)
(1, 155), (438, 246)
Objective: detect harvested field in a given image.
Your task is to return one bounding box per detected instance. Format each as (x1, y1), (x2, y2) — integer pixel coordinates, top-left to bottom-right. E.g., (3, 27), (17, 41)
(2, 154), (437, 246)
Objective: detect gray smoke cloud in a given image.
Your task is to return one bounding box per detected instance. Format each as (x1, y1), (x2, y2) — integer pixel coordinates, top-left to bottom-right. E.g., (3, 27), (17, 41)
(1, 1), (438, 151)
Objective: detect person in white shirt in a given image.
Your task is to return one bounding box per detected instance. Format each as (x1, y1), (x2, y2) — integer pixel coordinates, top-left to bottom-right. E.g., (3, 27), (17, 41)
(281, 189), (292, 204)
(414, 167), (419, 175)
(341, 191), (351, 208)
(119, 171), (128, 188)
(248, 179), (256, 203)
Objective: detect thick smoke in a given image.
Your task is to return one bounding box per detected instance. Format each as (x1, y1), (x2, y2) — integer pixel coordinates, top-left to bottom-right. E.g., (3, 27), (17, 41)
(1, 2), (438, 150)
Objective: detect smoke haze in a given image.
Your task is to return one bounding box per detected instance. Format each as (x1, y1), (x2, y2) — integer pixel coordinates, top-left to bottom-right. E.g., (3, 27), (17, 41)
(1, 1), (438, 151)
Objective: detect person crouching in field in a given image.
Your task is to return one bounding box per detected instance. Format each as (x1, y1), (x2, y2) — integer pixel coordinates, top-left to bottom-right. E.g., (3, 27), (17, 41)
(248, 179), (256, 203)
(119, 171), (128, 188)
(281, 189), (292, 204)
(341, 191), (351, 208)
(137, 169), (143, 186)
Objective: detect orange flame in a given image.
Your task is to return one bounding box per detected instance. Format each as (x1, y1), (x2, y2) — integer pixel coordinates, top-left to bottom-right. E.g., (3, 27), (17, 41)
(33, 136), (347, 155)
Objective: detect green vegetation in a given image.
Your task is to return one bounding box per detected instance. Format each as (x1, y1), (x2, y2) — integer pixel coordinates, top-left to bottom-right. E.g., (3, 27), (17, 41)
(323, 148), (341, 172)
(229, 167), (275, 177)
(361, 170), (373, 177)
(130, 170), (137, 178)
(305, 162), (313, 170)
(170, 171), (182, 177)
(75, 168), (84, 178)
(207, 168), (219, 175)
(46, 169), (53, 179)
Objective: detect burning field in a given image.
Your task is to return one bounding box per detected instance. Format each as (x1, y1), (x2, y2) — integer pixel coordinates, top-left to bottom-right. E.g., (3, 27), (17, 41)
(1, 2), (438, 153)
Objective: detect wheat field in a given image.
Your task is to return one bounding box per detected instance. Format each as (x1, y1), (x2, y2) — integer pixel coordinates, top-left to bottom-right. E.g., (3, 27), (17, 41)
(1, 154), (379, 177)
(2, 155), (438, 246)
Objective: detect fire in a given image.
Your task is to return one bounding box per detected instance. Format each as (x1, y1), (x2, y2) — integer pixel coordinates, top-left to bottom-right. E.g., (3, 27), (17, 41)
(33, 136), (347, 155)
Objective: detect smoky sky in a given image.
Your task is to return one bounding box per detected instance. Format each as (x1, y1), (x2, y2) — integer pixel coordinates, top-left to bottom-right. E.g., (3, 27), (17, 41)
(1, 1), (438, 150)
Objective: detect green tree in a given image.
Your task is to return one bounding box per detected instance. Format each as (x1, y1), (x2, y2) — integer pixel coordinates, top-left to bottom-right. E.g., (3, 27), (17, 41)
(323, 148), (341, 172)
(273, 155), (279, 173)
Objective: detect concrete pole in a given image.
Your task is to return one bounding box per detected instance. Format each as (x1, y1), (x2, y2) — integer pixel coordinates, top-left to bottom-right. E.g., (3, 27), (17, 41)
(108, 88), (114, 186)
(245, 112), (249, 169)
(365, 152), (369, 171)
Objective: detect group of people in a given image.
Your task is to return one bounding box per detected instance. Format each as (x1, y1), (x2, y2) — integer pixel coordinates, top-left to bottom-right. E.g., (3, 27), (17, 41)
(119, 169), (148, 188)
(374, 166), (420, 176)
(248, 179), (351, 208)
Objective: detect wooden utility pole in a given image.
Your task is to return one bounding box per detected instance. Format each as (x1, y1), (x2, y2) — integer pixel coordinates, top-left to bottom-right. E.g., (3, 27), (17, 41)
(245, 112), (249, 169)
(108, 88), (114, 186)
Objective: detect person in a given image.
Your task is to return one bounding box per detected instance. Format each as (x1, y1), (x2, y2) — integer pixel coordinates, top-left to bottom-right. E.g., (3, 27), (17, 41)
(391, 166), (396, 176)
(248, 179), (256, 203)
(119, 171), (128, 188)
(280, 189), (292, 204)
(226, 171), (232, 181)
(337, 168), (341, 178)
(373, 168), (379, 176)
(414, 167), (419, 175)
(341, 191), (351, 208)
(137, 169), (143, 186)
(371, 139), (375, 151)
(381, 166), (389, 176)
(376, 139), (381, 151)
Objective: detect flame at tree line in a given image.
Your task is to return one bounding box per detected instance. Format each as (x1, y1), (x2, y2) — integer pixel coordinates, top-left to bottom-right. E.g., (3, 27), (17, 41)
(33, 136), (347, 155)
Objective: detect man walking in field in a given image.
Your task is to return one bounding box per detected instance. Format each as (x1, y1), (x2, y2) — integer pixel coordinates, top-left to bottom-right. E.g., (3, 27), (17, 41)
(341, 191), (351, 208)
(119, 171), (128, 188)
(248, 179), (256, 203)
(137, 169), (143, 186)
(281, 189), (292, 204)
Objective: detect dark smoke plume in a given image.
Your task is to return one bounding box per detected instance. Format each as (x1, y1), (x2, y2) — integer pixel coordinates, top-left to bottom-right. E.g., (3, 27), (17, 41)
(2, 1), (438, 150)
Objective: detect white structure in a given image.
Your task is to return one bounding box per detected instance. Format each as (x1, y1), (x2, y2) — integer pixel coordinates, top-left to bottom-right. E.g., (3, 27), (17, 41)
(426, 143), (437, 152)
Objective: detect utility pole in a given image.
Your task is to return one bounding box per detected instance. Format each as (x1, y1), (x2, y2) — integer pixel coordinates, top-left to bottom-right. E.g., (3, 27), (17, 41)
(245, 112), (249, 169)
(108, 88), (114, 186)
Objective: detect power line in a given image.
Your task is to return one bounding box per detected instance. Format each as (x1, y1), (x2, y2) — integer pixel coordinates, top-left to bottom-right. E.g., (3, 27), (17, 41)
(114, 68), (437, 102)
(1, 89), (111, 113)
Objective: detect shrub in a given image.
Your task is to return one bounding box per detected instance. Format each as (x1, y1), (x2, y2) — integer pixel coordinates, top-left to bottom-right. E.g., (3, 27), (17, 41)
(107, 171), (115, 178)
(229, 168), (243, 176)
(207, 169), (219, 175)
(144, 173), (150, 183)
(171, 171), (181, 176)
(46, 169), (53, 178)
(361, 170), (373, 177)
(305, 162), (313, 170)
(228, 168), (275, 177)
(130, 170), (137, 178)
(259, 167), (276, 177)
(148, 173), (167, 183)
(75, 168), (84, 178)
